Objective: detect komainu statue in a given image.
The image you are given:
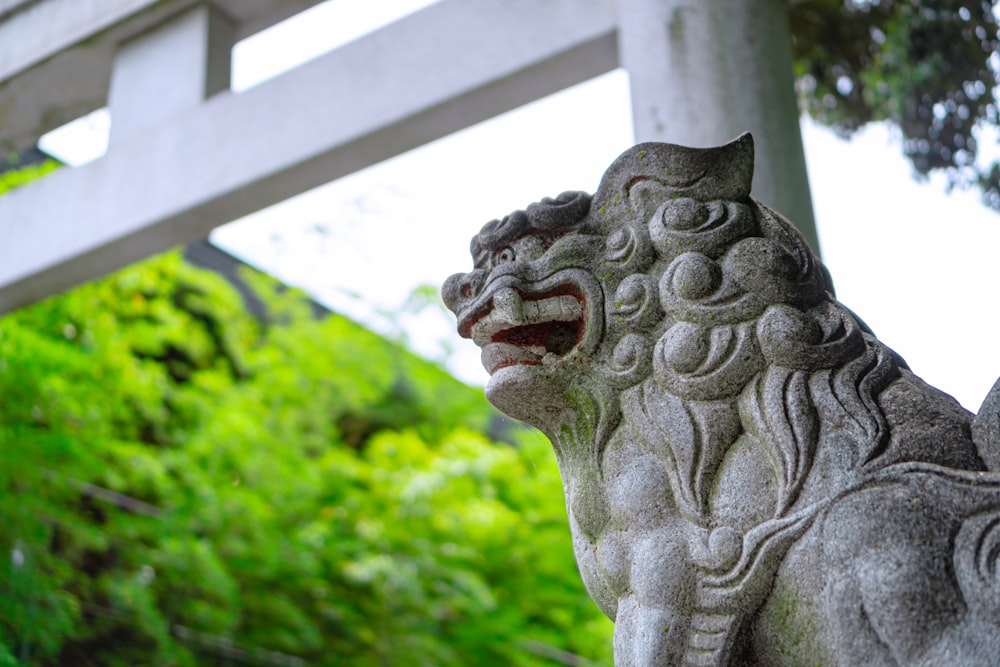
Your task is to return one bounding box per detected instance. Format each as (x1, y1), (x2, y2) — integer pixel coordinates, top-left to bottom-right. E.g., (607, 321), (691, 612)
(442, 135), (1000, 666)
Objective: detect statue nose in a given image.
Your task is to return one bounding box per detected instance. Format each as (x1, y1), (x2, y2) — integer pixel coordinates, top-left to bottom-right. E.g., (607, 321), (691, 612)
(442, 270), (486, 314)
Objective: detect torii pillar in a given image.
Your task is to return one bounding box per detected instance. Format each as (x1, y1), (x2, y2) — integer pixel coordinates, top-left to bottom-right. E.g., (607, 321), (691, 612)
(617, 0), (819, 253)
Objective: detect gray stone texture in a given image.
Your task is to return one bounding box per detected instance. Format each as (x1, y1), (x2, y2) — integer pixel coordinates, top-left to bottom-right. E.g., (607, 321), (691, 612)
(443, 135), (1000, 666)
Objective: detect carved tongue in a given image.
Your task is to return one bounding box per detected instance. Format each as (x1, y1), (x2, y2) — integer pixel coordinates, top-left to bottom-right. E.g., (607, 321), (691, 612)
(481, 342), (542, 374)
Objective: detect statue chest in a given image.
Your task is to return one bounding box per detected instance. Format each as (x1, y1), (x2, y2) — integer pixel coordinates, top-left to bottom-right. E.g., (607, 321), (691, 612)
(563, 429), (679, 598)
(562, 428), (675, 535)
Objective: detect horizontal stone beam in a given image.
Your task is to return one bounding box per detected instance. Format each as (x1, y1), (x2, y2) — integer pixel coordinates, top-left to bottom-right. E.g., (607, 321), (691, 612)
(0, 0), (326, 152)
(0, 0), (618, 313)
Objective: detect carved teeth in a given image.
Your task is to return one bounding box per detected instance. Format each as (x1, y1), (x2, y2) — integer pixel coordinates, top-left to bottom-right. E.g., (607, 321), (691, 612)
(493, 287), (524, 323)
(471, 289), (583, 347)
(525, 294), (583, 326)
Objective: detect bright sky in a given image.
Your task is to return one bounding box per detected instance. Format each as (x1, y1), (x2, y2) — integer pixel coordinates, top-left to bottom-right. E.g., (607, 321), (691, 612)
(39, 0), (1000, 412)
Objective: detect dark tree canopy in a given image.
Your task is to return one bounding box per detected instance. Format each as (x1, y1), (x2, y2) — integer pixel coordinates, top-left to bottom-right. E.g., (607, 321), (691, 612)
(789, 0), (1000, 208)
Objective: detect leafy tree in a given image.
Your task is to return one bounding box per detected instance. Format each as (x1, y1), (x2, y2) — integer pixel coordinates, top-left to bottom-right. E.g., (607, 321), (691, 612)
(0, 249), (613, 666)
(788, 0), (1000, 207)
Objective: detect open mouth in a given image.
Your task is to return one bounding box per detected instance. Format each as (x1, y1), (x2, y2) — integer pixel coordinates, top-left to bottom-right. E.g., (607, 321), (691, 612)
(466, 286), (586, 374)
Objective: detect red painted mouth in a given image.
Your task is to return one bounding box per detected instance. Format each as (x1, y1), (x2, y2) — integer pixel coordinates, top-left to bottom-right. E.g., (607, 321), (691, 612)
(465, 285), (586, 374)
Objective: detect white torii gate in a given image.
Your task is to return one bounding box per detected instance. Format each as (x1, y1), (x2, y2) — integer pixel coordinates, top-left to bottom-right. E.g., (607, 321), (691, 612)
(0, 0), (815, 314)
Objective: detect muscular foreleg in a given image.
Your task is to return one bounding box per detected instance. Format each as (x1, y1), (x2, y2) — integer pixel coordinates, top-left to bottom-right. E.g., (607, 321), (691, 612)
(613, 529), (696, 666)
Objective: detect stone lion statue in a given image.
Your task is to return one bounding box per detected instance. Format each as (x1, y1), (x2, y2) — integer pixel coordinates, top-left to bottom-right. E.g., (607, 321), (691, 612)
(442, 135), (1000, 666)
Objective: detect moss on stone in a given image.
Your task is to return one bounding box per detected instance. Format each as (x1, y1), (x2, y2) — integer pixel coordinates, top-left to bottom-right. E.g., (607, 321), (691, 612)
(760, 579), (826, 667)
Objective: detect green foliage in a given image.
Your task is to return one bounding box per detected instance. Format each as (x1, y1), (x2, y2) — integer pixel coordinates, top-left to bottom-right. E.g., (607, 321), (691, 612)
(789, 0), (1000, 207)
(0, 249), (613, 665)
(0, 161), (60, 196)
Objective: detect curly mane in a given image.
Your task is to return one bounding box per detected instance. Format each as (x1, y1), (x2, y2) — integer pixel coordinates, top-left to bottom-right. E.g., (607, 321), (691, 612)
(610, 192), (903, 527)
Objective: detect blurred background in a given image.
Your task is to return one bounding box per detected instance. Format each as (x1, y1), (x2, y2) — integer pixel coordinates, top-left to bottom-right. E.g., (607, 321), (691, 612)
(3, 0), (1000, 664)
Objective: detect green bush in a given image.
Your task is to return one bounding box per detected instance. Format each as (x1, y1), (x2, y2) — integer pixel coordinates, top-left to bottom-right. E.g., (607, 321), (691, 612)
(0, 248), (613, 666)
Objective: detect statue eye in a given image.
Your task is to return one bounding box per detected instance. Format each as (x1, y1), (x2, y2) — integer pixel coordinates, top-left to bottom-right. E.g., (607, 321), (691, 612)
(495, 247), (516, 265)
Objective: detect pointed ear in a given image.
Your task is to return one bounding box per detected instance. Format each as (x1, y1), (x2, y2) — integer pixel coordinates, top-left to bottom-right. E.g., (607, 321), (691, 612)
(590, 133), (755, 215)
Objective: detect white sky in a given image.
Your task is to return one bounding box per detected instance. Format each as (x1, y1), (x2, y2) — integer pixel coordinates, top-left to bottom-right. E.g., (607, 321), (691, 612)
(39, 0), (1000, 412)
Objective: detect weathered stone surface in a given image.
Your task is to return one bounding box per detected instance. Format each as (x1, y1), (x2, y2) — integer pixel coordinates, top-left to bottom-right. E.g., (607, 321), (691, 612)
(443, 135), (1000, 666)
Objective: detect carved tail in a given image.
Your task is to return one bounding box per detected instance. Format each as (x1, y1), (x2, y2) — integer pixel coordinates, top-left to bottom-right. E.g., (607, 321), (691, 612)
(973, 377), (1000, 471)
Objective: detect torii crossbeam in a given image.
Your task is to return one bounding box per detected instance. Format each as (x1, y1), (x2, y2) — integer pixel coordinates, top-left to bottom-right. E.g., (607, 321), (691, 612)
(0, 0), (815, 314)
